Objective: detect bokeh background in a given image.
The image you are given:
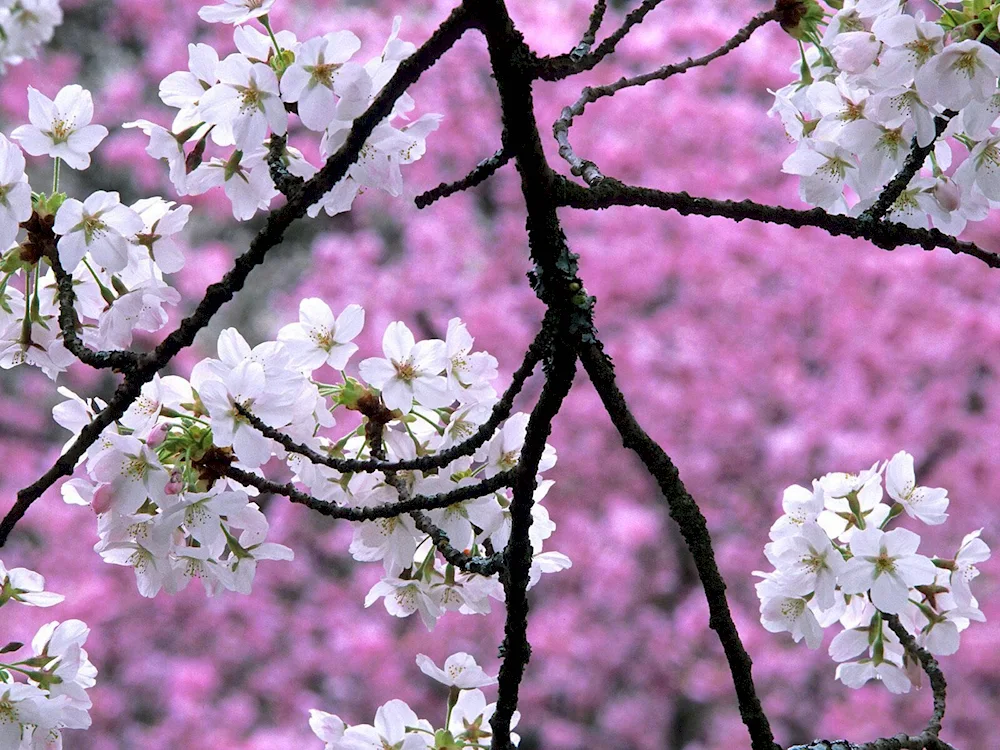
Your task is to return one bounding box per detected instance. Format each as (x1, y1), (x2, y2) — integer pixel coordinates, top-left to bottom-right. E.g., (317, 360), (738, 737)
(0, 0), (997, 747)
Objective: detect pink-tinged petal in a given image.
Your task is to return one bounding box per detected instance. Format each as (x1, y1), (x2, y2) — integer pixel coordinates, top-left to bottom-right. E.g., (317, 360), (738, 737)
(382, 321), (414, 361)
(837, 557), (875, 594)
(26, 87), (55, 131)
(324, 30), (362, 63)
(893, 554), (937, 586)
(279, 63), (310, 103)
(836, 661), (875, 689)
(297, 84), (337, 132)
(298, 297), (334, 331)
(876, 663), (912, 694)
(67, 124), (109, 156)
(54, 84), (93, 125)
(829, 628), (869, 662)
(232, 428), (272, 468)
(218, 327), (251, 365)
(848, 526), (883, 558)
(412, 377), (452, 408)
(411, 339), (446, 373)
(57, 232), (89, 271)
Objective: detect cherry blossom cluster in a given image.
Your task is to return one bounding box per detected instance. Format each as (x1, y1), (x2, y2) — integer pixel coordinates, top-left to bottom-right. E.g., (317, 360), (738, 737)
(0, 85), (186, 378)
(755, 450), (990, 694)
(55, 299), (569, 624)
(0, 0), (61, 71)
(310, 652), (519, 749)
(0, 0), (439, 381)
(0, 561), (95, 749)
(133, 2), (439, 220)
(771, 0), (1000, 231)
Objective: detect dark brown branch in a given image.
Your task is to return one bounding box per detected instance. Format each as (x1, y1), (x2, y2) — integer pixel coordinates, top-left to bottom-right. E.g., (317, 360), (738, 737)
(266, 133), (306, 197)
(535, 0), (668, 81)
(234, 325), (545, 473)
(571, 0), (607, 60)
(224, 464), (516, 521)
(492, 347), (576, 748)
(557, 177), (1000, 267)
(553, 7), (782, 185)
(414, 146), (513, 208)
(860, 112), (955, 223)
(48, 237), (140, 371)
(580, 341), (778, 750)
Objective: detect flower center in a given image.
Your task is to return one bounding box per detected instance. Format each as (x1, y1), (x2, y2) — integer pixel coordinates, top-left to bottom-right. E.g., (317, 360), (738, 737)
(309, 62), (342, 89)
(873, 552), (896, 576)
(392, 358), (416, 382)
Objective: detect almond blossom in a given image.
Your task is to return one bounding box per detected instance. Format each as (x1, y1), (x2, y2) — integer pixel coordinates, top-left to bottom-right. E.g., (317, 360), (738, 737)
(916, 39), (1000, 111)
(198, 53), (286, 150)
(198, 0), (276, 25)
(0, 134), (31, 250)
(415, 652), (497, 689)
(279, 31), (371, 131)
(884, 450), (949, 525)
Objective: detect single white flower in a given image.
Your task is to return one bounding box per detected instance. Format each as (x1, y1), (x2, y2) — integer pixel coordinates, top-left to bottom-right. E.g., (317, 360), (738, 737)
(11, 84), (108, 169)
(359, 321), (449, 414)
(199, 53), (286, 150)
(884, 450), (948, 525)
(53, 191), (144, 273)
(198, 0), (276, 25)
(415, 652), (497, 689)
(916, 39), (1000, 111)
(277, 299), (364, 372)
(838, 527), (937, 613)
(280, 32), (371, 131)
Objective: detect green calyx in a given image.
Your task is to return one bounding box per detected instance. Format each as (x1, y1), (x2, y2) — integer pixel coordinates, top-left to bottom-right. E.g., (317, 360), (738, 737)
(778, 0), (825, 41)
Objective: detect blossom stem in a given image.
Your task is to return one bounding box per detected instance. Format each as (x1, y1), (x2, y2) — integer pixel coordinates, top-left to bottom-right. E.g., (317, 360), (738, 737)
(259, 14), (282, 57)
(51, 156), (60, 193)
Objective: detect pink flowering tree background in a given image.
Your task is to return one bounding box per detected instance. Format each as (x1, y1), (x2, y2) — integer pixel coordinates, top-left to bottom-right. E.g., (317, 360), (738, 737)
(0, 0), (997, 748)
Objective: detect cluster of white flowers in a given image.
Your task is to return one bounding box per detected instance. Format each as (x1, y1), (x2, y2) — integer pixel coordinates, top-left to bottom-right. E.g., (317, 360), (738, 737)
(310, 652), (519, 749)
(56, 299), (570, 619)
(771, 0), (1000, 232)
(0, 0), (62, 71)
(756, 450), (990, 694)
(0, 1), (438, 381)
(135, 7), (439, 220)
(0, 561), (95, 749)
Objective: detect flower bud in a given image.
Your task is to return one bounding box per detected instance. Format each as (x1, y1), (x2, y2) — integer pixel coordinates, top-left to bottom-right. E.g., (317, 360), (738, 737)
(91, 484), (114, 515)
(165, 470), (184, 495)
(146, 423), (170, 449)
(932, 178), (962, 213)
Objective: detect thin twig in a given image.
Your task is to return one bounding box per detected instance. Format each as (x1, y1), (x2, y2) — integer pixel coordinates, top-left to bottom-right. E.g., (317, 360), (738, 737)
(234, 325), (546, 474)
(535, 0), (668, 81)
(571, 0), (607, 60)
(415, 146), (513, 208)
(553, 7), (781, 185)
(860, 112), (956, 223)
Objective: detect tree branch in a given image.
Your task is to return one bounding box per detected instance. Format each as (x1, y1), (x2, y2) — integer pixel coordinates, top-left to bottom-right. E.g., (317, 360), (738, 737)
(580, 341), (778, 750)
(414, 146), (513, 208)
(557, 177), (1000, 267)
(535, 0), (668, 81)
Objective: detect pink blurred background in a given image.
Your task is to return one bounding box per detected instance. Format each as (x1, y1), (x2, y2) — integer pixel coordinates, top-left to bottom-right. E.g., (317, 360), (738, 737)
(0, 0), (996, 747)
